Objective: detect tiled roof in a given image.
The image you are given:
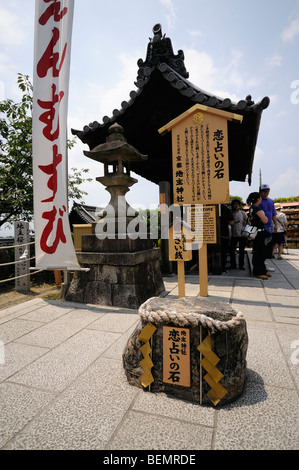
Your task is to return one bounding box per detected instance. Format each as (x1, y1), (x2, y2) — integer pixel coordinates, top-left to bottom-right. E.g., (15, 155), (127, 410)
(77, 62), (269, 137)
(72, 24), (270, 186)
(69, 202), (98, 225)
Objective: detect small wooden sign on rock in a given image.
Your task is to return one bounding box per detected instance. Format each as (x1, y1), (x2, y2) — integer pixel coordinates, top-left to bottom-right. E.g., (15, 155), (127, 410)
(163, 326), (191, 388)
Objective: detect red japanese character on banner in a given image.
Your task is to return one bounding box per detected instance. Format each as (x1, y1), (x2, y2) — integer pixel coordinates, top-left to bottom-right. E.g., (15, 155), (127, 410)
(40, 205), (67, 254)
(38, 84), (64, 141)
(37, 27), (67, 78)
(38, 144), (62, 202)
(39, 0), (68, 25)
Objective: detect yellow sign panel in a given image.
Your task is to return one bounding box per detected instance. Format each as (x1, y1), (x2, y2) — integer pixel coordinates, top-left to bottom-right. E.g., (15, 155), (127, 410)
(197, 332), (227, 406)
(172, 111), (229, 205)
(138, 323), (157, 388)
(186, 205), (217, 244)
(159, 104), (242, 206)
(168, 223), (193, 261)
(163, 326), (190, 387)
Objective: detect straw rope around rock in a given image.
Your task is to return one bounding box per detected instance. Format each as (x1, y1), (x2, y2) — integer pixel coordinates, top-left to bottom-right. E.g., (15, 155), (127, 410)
(139, 297), (245, 333)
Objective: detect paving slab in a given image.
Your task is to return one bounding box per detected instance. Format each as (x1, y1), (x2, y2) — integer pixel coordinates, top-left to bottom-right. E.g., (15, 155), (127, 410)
(0, 382), (55, 449)
(0, 318), (45, 344)
(8, 329), (121, 392)
(0, 342), (49, 383)
(0, 249), (298, 451)
(16, 309), (102, 349)
(214, 382), (299, 450)
(107, 410), (214, 450)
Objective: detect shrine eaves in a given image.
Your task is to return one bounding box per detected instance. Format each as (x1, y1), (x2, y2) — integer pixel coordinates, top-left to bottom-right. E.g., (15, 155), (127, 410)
(72, 24), (270, 191)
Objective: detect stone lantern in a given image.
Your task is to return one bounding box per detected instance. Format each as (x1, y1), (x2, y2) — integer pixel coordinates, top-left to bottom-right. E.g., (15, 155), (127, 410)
(66, 124), (165, 308)
(84, 122), (146, 238)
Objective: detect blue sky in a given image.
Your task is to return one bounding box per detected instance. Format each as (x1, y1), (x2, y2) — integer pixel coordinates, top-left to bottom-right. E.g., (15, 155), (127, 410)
(1, 0), (299, 223)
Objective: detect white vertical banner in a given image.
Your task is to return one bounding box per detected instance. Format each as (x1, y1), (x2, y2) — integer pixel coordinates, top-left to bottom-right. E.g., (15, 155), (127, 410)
(33, 0), (79, 269)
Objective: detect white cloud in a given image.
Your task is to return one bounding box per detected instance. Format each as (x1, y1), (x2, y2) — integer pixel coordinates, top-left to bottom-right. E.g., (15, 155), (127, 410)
(275, 110), (287, 118)
(184, 49), (218, 92)
(92, 52), (138, 116)
(159, 0), (177, 30)
(184, 48), (252, 102)
(0, 80), (4, 101)
(270, 168), (299, 197)
(265, 54), (283, 68)
(0, 51), (24, 100)
(188, 30), (204, 38)
(222, 49), (248, 91)
(281, 10), (299, 42)
(69, 52), (139, 129)
(268, 94), (279, 105)
(277, 145), (296, 155)
(0, 6), (26, 46)
(253, 146), (264, 164)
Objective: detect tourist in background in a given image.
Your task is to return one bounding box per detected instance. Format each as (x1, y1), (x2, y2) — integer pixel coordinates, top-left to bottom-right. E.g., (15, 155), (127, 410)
(220, 204), (234, 274)
(272, 203), (288, 260)
(247, 192), (270, 280)
(229, 199), (247, 270)
(259, 184), (277, 260)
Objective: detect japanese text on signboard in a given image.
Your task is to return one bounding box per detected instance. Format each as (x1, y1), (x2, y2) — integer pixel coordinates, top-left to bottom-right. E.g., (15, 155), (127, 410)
(172, 111), (230, 205)
(168, 222), (193, 261)
(163, 327), (190, 387)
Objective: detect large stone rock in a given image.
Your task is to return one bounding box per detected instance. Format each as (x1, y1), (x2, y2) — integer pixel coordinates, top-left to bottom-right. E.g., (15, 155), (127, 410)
(123, 296), (248, 406)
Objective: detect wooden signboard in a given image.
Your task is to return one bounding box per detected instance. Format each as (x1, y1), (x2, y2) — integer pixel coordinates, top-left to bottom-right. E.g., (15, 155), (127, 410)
(163, 326), (190, 387)
(186, 205), (217, 245)
(168, 222), (193, 262)
(168, 220), (193, 298)
(159, 104), (242, 298)
(159, 104), (242, 206)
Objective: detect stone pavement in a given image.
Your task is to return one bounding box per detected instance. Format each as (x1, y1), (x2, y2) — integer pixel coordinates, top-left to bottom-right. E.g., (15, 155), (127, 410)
(0, 250), (298, 451)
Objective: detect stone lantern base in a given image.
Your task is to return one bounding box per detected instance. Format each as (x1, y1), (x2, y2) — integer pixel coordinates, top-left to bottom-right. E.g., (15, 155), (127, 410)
(66, 243), (165, 309)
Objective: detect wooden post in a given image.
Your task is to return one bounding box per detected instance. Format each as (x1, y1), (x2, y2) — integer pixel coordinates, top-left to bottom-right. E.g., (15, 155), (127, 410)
(54, 270), (62, 286)
(60, 269), (70, 299)
(168, 223), (192, 299)
(177, 260), (185, 298)
(159, 181), (172, 274)
(198, 243), (208, 297)
(211, 206), (222, 275)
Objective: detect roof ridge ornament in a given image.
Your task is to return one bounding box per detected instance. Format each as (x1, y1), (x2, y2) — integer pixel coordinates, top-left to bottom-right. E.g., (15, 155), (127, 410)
(137, 24), (189, 80)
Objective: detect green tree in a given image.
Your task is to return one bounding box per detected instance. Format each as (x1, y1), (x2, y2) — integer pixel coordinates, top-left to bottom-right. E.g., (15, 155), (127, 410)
(0, 74), (91, 228)
(137, 207), (161, 242)
(273, 196), (299, 203)
(229, 195), (245, 207)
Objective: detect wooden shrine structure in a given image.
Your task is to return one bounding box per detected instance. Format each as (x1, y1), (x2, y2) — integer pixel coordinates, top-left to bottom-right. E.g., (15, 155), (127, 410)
(72, 24), (270, 274)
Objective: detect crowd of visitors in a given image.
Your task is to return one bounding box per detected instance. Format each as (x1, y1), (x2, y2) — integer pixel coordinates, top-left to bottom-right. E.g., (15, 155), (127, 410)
(220, 184), (288, 278)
